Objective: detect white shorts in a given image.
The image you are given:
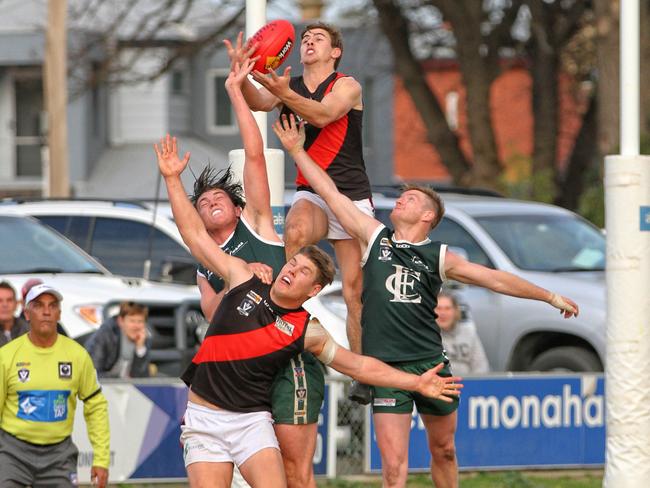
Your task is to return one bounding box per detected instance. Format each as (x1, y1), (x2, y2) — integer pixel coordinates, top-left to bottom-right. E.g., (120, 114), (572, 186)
(180, 401), (279, 468)
(291, 190), (374, 240)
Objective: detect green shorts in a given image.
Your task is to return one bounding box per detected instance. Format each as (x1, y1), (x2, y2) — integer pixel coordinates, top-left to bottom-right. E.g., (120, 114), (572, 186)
(371, 356), (459, 416)
(271, 352), (325, 425)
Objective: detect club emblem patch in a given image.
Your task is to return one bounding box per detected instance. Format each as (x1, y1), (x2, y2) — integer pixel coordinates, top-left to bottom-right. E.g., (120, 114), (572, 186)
(237, 290), (262, 316)
(58, 362), (72, 379)
(379, 246), (393, 261)
(18, 368), (30, 383)
(296, 387), (307, 399)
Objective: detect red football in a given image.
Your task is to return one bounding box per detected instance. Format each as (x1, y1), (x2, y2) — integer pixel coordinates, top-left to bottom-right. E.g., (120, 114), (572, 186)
(247, 20), (295, 74)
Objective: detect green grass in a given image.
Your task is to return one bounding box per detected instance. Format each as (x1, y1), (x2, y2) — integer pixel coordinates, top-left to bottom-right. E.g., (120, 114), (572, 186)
(317, 471), (603, 487)
(96, 470), (603, 487)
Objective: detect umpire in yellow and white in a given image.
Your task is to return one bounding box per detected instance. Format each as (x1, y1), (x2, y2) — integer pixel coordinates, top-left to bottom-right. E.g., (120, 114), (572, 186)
(0, 284), (110, 487)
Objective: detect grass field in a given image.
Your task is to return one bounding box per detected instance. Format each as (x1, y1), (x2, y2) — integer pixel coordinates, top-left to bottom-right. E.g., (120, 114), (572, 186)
(316, 471), (603, 487)
(105, 470), (603, 487)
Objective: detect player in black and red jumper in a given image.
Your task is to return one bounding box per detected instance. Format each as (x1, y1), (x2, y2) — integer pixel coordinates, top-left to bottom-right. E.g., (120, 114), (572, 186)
(226, 22), (374, 423)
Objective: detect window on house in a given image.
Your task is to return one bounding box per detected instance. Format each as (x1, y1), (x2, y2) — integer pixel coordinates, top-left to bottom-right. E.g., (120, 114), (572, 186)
(171, 70), (184, 95)
(15, 78), (44, 177)
(207, 69), (235, 132)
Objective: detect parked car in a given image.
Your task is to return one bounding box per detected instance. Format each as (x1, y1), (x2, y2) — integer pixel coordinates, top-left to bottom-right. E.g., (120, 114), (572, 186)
(0, 213), (206, 375)
(304, 189), (606, 373)
(0, 198), (196, 284)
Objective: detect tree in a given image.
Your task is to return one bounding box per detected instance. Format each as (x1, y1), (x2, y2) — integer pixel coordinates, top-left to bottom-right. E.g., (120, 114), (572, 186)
(65, 0), (245, 96)
(371, 0), (603, 210)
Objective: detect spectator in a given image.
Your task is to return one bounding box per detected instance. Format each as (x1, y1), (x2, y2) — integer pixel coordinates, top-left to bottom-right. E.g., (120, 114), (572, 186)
(0, 283), (110, 487)
(0, 281), (29, 347)
(85, 302), (152, 378)
(435, 291), (490, 375)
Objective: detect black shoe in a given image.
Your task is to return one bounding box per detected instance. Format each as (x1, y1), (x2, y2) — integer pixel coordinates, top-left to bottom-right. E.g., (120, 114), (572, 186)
(348, 381), (372, 405)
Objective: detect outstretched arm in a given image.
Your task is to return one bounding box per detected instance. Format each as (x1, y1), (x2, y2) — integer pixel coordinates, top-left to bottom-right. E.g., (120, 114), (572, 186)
(225, 60), (279, 241)
(154, 135), (252, 288)
(273, 114), (380, 247)
(224, 32), (281, 112)
(304, 320), (462, 402)
(444, 251), (579, 318)
(252, 68), (361, 128)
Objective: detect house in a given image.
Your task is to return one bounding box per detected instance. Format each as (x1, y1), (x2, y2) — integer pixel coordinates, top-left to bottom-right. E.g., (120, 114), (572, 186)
(0, 2), (395, 200)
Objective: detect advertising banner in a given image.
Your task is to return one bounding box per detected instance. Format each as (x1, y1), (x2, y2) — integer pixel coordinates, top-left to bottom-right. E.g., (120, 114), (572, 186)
(367, 374), (605, 472)
(72, 381), (331, 483)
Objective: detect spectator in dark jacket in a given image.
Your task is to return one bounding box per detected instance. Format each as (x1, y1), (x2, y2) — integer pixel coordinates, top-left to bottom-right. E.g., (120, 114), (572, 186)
(0, 281), (29, 347)
(85, 302), (152, 378)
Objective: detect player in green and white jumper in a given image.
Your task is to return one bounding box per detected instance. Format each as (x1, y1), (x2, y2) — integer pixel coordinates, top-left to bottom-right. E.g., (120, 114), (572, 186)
(274, 113), (580, 488)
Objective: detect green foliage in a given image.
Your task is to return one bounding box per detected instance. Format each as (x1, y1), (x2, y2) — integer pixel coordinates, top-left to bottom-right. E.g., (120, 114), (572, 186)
(498, 152), (556, 204)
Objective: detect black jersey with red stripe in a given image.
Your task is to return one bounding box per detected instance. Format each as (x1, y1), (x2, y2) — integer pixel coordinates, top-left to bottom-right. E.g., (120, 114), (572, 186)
(181, 276), (310, 413)
(281, 72), (371, 201)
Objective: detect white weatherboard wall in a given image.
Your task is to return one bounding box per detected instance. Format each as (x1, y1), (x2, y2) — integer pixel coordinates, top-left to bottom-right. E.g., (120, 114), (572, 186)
(109, 49), (168, 145)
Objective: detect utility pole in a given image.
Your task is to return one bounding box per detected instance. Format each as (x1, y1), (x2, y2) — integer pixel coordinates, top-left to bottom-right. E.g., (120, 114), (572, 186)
(43, 0), (70, 197)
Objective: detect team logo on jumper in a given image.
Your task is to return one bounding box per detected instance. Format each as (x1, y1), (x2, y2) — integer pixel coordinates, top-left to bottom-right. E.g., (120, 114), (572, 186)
(18, 368), (30, 383)
(237, 291), (261, 317)
(296, 387), (307, 399)
(275, 316), (295, 336)
(379, 244), (393, 262)
(58, 362), (72, 379)
(293, 366), (305, 377)
(385, 265), (422, 303)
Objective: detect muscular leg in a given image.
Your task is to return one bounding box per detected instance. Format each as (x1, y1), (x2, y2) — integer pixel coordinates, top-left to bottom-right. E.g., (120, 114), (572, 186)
(274, 423), (318, 488)
(331, 238), (363, 353)
(373, 413), (412, 488)
(284, 199), (328, 258)
(421, 411), (458, 488)
(186, 461), (234, 488)
(238, 447), (287, 488)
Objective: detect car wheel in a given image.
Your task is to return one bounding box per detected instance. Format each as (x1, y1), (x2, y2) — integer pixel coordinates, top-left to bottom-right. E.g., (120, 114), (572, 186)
(528, 346), (602, 372)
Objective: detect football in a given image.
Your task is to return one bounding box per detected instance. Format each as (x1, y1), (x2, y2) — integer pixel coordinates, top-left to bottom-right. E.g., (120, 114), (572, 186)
(248, 20), (296, 74)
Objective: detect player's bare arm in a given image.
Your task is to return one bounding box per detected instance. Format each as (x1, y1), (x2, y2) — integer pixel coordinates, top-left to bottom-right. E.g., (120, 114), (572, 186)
(154, 135), (252, 288)
(273, 114), (378, 247)
(224, 32), (281, 112)
(444, 251), (579, 318)
(225, 59), (280, 242)
(304, 320), (463, 402)
(253, 69), (361, 128)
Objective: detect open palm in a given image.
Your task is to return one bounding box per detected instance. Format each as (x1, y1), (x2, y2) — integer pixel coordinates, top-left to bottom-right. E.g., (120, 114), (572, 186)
(154, 134), (190, 177)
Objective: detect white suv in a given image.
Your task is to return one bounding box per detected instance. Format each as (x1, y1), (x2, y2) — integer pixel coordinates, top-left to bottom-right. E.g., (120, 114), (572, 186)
(0, 213), (204, 375)
(0, 199), (195, 284)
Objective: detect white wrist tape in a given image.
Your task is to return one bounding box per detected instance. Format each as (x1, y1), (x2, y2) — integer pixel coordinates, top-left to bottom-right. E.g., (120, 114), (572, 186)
(305, 318), (339, 365)
(550, 293), (576, 313)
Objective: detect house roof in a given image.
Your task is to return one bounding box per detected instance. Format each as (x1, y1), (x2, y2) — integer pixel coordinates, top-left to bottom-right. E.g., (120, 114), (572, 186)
(77, 137), (230, 200)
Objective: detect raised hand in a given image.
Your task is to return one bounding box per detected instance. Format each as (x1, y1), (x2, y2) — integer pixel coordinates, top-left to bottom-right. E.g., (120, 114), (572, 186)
(225, 58), (258, 91)
(224, 31), (258, 71)
(416, 363), (463, 402)
(272, 113), (305, 156)
(251, 66), (292, 98)
(154, 134), (190, 178)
